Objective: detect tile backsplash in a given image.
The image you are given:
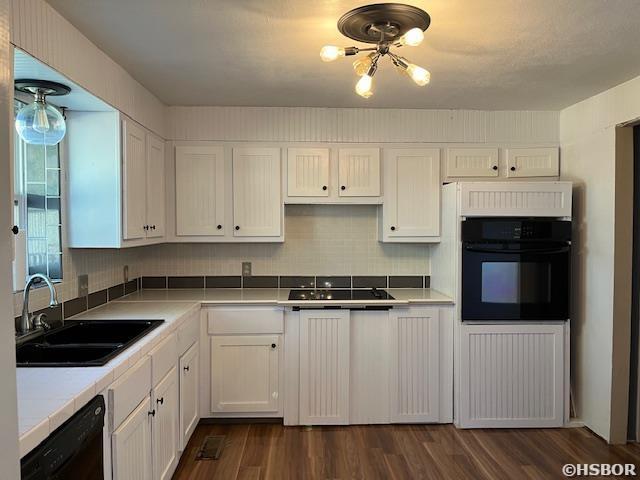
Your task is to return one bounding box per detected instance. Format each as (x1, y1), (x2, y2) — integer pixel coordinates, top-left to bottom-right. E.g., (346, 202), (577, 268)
(141, 205), (431, 276)
(14, 205), (430, 316)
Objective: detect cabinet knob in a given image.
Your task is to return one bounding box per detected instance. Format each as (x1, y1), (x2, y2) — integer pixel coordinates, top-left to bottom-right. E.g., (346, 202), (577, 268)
(183, 365), (190, 372)
(340, 185), (346, 191)
(390, 226), (396, 231)
(151, 225), (156, 230)
(510, 166), (516, 171)
(235, 226), (240, 231)
(157, 397), (164, 406)
(143, 225), (149, 231)
(217, 224), (222, 230)
(492, 165), (498, 171)
(271, 343), (277, 349)
(11, 225), (18, 235)
(322, 185), (327, 191)
(148, 409), (156, 416)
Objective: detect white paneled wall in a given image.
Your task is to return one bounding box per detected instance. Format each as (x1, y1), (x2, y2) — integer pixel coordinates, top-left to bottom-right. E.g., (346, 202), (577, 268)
(141, 205), (430, 276)
(168, 107), (559, 144)
(10, 0), (166, 137)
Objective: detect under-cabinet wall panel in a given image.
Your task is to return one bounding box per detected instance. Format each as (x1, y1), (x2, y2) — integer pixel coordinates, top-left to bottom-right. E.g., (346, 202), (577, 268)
(10, 0), (166, 137)
(389, 308), (440, 423)
(459, 324), (565, 428)
(299, 310), (350, 425)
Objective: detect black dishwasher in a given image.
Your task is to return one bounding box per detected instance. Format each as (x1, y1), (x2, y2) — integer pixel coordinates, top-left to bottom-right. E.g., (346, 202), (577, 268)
(21, 395), (105, 479)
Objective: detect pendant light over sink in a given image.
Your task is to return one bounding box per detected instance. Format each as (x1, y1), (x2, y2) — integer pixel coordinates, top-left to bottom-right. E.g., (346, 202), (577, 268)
(14, 79), (70, 146)
(320, 3), (431, 98)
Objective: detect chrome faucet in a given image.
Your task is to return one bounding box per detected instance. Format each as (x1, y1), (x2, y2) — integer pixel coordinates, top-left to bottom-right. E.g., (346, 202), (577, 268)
(18, 274), (59, 335)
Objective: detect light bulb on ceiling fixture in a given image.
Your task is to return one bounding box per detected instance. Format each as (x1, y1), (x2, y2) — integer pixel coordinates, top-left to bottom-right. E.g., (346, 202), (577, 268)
(406, 63), (430, 86)
(398, 27), (425, 47)
(355, 75), (373, 98)
(353, 53), (376, 76)
(355, 64), (377, 98)
(14, 81), (70, 146)
(320, 45), (345, 62)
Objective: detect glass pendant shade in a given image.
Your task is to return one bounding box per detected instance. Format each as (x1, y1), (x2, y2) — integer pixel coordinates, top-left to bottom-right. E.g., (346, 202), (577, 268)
(15, 97), (66, 146)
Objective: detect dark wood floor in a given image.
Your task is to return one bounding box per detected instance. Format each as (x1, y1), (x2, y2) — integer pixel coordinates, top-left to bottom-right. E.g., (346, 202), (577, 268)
(173, 423), (640, 480)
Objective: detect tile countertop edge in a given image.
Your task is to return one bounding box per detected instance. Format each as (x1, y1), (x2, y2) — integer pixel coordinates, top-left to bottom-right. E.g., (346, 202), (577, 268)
(17, 301), (201, 459)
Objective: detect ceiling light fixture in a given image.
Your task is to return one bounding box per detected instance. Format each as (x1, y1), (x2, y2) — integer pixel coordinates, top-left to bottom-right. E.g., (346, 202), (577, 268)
(320, 3), (431, 98)
(14, 79), (71, 146)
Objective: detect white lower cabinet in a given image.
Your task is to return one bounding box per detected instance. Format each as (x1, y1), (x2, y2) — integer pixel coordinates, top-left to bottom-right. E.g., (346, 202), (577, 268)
(151, 367), (179, 480)
(179, 341), (200, 450)
(112, 397), (153, 480)
(298, 310), (350, 425)
(389, 308), (440, 423)
(458, 323), (567, 428)
(211, 335), (281, 413)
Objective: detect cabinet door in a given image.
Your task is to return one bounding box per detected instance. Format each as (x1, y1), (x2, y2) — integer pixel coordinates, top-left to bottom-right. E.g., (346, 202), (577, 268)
(122, 117), (147, 240)
(232, 147), (282, 237)
(338, 148), (380, 197)
(175, 145), (226, 236)
(146, 135), (165, 238)
(112, 396), (152, 480)
(446, 147), (499, 178)
(179, 341), (199, 451)
(287, 148), (330, 197)
(383, 148), (440, 240)
(459, 323), (565, 428)
(299, 310), (350, 425)
(211, 335), (280, 413)
(389, 308), (440, 423)
(506, 147), (559, 177)
(152, 367), (179, 480)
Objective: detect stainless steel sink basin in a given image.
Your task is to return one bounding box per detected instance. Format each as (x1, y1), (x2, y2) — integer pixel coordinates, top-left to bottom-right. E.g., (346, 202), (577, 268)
(16, 320), (163, 367)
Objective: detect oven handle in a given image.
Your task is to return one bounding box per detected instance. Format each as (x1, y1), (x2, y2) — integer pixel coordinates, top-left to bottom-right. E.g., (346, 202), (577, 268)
(464, 246), (570, 254)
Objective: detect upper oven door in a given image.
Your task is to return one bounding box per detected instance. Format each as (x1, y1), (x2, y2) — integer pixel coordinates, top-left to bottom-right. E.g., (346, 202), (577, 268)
(461, 242), (570, 321)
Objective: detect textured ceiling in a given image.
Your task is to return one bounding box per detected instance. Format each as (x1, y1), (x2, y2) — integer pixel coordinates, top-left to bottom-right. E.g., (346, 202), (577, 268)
(46, 0), (640, 110)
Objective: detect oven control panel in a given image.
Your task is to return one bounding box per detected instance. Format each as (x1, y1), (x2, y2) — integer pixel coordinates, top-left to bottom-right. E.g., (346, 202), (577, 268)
(461, 218), (571, 242)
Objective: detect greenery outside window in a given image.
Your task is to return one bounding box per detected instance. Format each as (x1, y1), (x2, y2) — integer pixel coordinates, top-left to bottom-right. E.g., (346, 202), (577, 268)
(13, 98), (63, 285)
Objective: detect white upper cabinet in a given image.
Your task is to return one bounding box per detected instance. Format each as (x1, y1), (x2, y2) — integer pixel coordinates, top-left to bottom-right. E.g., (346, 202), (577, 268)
(175, 146), (226, 236)
(445, 147), (499, 178)
(122, 118), (147, 240)
(67, 111), (166, 248)
(232, 147), (282, 237)
(506, 147), (559, 177)
(146, 134), (165, 238)
(381, 148), (440, 242)
(287, 148), (330, 197)
(338, 148), (380, 197)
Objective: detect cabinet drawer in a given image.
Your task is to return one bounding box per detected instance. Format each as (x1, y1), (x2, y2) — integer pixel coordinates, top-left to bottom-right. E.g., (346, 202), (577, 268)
(149, 333), (178, 386)
(108, 355), (151, 430)
(207, 308), (284, 334)
(177, 310), (200, 355)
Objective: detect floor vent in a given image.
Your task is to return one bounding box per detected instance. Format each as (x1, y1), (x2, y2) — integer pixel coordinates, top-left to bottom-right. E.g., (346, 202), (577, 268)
(196, 435), (227, 460)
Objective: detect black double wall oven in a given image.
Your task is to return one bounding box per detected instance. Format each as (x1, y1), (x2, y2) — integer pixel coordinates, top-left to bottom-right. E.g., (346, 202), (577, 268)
(461, 218), (571, 322)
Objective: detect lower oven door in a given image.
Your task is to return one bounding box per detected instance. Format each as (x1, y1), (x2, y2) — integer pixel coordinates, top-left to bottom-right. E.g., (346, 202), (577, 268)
(461, 242), (570, 321)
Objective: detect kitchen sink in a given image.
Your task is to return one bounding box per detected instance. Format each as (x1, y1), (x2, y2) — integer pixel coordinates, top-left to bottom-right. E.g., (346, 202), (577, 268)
(16, 320), (163, 367)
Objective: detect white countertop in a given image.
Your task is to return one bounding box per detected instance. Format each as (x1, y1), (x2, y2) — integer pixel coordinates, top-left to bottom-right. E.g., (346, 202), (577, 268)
(16, 301), (199, 458)
(16, 287), (453, 457)
(116, 287), (454, 306)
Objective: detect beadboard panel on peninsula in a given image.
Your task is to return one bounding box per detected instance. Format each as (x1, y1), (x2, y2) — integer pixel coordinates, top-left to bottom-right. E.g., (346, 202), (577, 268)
(167, 107), (559, 144)
(10, 0), (166, 137)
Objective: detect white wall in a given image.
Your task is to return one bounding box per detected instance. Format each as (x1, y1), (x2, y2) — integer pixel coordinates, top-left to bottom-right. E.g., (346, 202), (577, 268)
(560, 74), (640, 443)
(0, 0), (21, 476)
(9, 0), (166, 137)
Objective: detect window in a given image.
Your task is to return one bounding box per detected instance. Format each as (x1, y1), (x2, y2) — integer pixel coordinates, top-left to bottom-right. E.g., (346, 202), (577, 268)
(13, 99), (63, 286)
